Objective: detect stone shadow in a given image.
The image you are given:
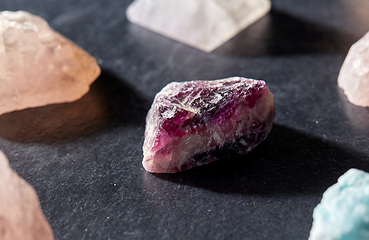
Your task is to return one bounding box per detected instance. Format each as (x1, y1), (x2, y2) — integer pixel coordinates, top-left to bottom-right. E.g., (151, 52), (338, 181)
(338, 87), (369, 133)
(0, 70), (150, 143)
(214, 9), (359, 57)
(151, 124), (369, 195)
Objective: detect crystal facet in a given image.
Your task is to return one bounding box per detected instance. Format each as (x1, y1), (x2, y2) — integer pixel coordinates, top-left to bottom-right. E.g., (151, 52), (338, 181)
(126, 0), (271, 52)
(309, 169), (369, 240)
(338, 31), (369, 107)
(143, 77), (275, 173)
(0, 11), (101, 116)
(0, 151), (54, 240)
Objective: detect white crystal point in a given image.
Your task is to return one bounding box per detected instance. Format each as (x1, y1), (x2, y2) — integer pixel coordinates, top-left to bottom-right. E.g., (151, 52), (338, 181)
(309, 169), (369, 240)
(338, 31), (369, 107)
(0, 11), (101, 116)
(0, 151), (54, 240)
(126, 0), (271, 52)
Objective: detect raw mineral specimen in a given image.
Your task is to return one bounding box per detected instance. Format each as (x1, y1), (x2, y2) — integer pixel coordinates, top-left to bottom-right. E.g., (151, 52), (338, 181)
(309, 169), (369, 240)
(0, 151), (54, 240)
(338, 31), (369, 107)
(126, 0), (271, 52)
(0, 11), (101, 116)
(143, 77), (275, 173)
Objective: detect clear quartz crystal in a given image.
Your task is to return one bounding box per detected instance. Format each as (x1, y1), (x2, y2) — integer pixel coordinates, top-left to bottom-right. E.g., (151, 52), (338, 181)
(338, 31), (369, 107)
(143, 77), (275, 173)
(0, 11), (101, 116)
(0, 151), (54, 240)
(126, 0), (271, 52)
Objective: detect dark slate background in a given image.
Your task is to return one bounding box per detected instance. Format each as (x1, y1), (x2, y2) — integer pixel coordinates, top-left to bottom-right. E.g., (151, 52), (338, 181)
(1, 0), (369, 239)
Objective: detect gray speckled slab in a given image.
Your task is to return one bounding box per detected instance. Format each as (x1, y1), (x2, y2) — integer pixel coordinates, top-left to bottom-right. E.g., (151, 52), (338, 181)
(0, 0), (369, 239)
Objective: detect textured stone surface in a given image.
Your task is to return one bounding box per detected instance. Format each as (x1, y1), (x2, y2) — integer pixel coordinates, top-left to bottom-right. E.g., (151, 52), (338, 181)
(338, 31), (369, 107)
(309, 169), (369, 240)
(0, 1), (368, 239)
(126, 0), (271, 52)
(0, 11), (101, 116)
(0, 151), (54, 240)
(143, 77), (275, 173)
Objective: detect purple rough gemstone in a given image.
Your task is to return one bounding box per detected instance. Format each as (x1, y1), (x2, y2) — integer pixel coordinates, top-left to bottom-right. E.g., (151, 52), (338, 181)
(143, 77), (275, 173)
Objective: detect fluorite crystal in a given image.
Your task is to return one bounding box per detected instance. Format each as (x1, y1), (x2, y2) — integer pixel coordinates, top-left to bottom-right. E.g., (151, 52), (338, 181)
(126, 0), (271, 52)
(0, 151), (54, 240)
(143, 77), (275, 173)
(0, 11), (101, 116)
(309, 169), (369, 240)
(338, 31), (369, 107)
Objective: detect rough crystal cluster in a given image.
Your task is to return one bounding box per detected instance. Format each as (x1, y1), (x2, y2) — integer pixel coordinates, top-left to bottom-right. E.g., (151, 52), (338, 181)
(338, 31), (369, 107)
(143, 77), (275, 173)
(0, 151), (54, 240)
(0, 11), (101, 116)
(126, 0), (271, 52)
(309, 169), (369, 240)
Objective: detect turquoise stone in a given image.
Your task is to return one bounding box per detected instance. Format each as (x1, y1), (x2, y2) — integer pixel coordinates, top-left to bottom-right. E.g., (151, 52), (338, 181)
(309, 169), (369, 240)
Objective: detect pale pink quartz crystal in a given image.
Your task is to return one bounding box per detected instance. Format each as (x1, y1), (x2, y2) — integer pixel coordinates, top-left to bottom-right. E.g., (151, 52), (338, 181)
(338, 31), (369, 107)
(0, 11), (101, 116)
(143, 77), (275, 173)
(126, 0), (271, 52)
(0, 151), (54, 240)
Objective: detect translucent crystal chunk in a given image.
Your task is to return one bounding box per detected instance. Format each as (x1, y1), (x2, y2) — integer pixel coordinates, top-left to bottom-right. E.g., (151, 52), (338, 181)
(0, 11), (101, 115)
(0, 151), (54, 240)
(143, 77), (275, 173)
(127, 0), (271, 52)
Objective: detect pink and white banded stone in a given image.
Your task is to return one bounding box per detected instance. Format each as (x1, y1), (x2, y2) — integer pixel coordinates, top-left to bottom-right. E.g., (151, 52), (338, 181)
(338, 31), (369, 107)
(0, 151), (54, 240)
(143, 77), (275, 173)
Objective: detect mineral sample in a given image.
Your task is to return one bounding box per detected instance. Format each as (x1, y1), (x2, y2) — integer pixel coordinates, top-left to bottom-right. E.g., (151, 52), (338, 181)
(0, 151), (54, 240)
(143, 77), (275, 173)
(338, 31), (369, 107)
(0, 11), (101, 116)
(126, 0), (271, 52)
(309, 169), (369, 240)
